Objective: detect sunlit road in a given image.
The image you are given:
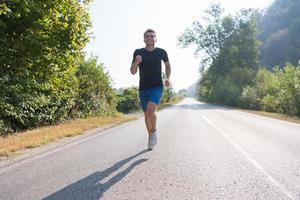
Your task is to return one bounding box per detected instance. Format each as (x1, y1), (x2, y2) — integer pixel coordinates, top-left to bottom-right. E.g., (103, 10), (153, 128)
(0, 98), (300, 200)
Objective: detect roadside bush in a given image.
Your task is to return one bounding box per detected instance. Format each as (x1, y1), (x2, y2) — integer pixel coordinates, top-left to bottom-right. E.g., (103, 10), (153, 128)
(116, 87), (140, 113)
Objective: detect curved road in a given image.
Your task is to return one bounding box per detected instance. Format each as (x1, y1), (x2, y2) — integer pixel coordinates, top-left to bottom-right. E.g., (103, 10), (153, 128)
(0, 98), (300, 200)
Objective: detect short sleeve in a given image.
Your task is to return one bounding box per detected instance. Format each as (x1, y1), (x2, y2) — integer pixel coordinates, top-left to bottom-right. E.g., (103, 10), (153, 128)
(132, 49), (138, 64)
(161, 49), (169, 62)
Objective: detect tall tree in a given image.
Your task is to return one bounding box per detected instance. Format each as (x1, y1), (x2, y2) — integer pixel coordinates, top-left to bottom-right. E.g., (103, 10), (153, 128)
(178, 4), (261, 106)
(0, 0), (92, 132)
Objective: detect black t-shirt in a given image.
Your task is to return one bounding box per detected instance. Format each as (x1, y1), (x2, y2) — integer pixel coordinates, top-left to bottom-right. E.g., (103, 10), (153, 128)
(132, 47), (169, 90)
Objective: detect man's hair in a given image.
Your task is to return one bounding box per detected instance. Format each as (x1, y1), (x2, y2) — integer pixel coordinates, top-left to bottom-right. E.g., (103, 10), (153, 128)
(144, 29), (156, 37)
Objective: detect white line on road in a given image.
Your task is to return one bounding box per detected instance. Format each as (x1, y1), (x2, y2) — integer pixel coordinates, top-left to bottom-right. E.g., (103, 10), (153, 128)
(201, 113), (294, 200)
(200, 114), (213, 125)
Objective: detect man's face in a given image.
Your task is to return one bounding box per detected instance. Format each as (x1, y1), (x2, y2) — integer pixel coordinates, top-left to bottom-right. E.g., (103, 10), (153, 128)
(144, 32), (157, 46)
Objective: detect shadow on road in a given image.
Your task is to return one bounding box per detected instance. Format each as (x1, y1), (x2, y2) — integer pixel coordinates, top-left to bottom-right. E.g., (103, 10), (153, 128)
(43, 149), (148, 200)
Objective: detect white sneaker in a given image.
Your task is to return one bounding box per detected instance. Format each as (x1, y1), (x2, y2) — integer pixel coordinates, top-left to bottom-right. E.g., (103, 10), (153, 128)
(148, 131), (157, 150)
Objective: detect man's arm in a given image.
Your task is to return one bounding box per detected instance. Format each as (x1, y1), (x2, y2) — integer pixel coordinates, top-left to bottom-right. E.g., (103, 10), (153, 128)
(130, 62), (138, 75)
(130, 55), (142, 75)
(164, 61), (171, 87)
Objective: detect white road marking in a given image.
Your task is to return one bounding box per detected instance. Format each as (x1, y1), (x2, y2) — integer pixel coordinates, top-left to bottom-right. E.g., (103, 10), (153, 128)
(195, 98), (300, 127)
(201, 113), (294, 200)
(200, 114), (213, 125)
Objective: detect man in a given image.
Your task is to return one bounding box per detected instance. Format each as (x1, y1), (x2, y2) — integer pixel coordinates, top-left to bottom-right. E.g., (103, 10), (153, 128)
(130, 29), (171, 150)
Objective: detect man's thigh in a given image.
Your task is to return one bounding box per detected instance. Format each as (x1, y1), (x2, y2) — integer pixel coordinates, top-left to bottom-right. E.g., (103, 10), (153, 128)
(146, 101), (158, 113)
(148, 86), (163, 108)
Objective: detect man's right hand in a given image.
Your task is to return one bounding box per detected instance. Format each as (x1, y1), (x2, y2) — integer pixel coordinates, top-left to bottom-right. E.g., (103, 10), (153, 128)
(135, 55), (142, 65)
(130, 55), (142, 75)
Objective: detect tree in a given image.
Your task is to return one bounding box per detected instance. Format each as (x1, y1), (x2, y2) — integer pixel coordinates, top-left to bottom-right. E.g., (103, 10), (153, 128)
(274, 63), (300, 116)
(116, 87), (140, 114)
(178, 4), (260, 106)
(259, 0), (300, 68)
(0, 0), (92, 133)
(74, 57), (117, 117)
(241, 63), (300, 116)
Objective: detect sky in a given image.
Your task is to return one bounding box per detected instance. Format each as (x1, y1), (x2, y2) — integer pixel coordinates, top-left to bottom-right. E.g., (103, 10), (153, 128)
(84, 0), (274, 92)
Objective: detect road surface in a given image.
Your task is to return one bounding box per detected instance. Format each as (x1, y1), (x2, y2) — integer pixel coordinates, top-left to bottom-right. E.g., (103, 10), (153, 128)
(0, 98), (299, 200)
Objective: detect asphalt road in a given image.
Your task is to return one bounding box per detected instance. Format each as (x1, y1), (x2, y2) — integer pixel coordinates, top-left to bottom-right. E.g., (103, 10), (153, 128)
(0, 98), (299, 200)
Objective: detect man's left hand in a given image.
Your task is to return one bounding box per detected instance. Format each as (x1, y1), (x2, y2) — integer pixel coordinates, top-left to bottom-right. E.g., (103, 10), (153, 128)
(164, 79), (171, 88)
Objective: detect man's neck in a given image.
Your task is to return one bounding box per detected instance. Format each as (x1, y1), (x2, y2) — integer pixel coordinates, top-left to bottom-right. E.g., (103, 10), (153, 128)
(145, 45), (155, 51)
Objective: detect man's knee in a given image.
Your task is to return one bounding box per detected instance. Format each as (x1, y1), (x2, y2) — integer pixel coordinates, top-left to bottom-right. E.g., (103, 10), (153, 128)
(146, 110), (155, 118)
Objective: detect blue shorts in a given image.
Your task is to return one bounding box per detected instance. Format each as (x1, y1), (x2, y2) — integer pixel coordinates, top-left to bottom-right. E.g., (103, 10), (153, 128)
(139, 86), (163, 111)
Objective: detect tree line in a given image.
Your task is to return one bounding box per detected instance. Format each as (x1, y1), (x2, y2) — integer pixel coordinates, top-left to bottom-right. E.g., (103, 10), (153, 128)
(178, 1), (300, 117)
(0, 0), (179, 135)
(0, 1), (116, 134)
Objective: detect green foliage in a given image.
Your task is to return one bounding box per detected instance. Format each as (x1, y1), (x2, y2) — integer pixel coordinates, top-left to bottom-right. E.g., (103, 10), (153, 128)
(161, 72), (176, 103)
(179, 4), (260, 106)
(74, 57), (117, 117)
(198, 70), (213, 101)
(254, 68), (279, 97)
(259, 0), (300, 67)
(240, 68), (277, 109)
(261, 94), (280, 112)
(116, 85), (179, 114)
(1, 0), (91, 133)
(242, 63), (300, 116)
(161, 87), (176, 104)
(240, 85), (260, 109)
(180, 2), (300, 117)
(116, 87), (140, 114)
(0, 1), (118, 135)
(274, 63), (300, 115)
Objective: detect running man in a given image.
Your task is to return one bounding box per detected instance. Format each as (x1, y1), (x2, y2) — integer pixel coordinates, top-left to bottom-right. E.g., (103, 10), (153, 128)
(130, 29), (171, 150)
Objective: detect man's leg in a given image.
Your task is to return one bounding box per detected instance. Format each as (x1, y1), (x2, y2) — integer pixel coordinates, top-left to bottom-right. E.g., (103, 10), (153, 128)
(146, 101), (158, 150)
(146, 101), (158, 134)
(139, 90), (153, 135)
(142, 87), (162, 150)
(147, 86), (162, 134)
(144, 112), (153, 135)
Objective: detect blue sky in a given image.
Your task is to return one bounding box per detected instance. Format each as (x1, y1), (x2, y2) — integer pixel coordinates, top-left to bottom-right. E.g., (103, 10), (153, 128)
(85, 0), (273, 92)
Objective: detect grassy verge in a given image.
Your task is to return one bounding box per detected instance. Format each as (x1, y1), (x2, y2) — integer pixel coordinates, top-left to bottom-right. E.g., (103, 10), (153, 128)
(236, 109), (300, 124)
(200, 98), (300, 124)
(0, 113), (136, 158)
